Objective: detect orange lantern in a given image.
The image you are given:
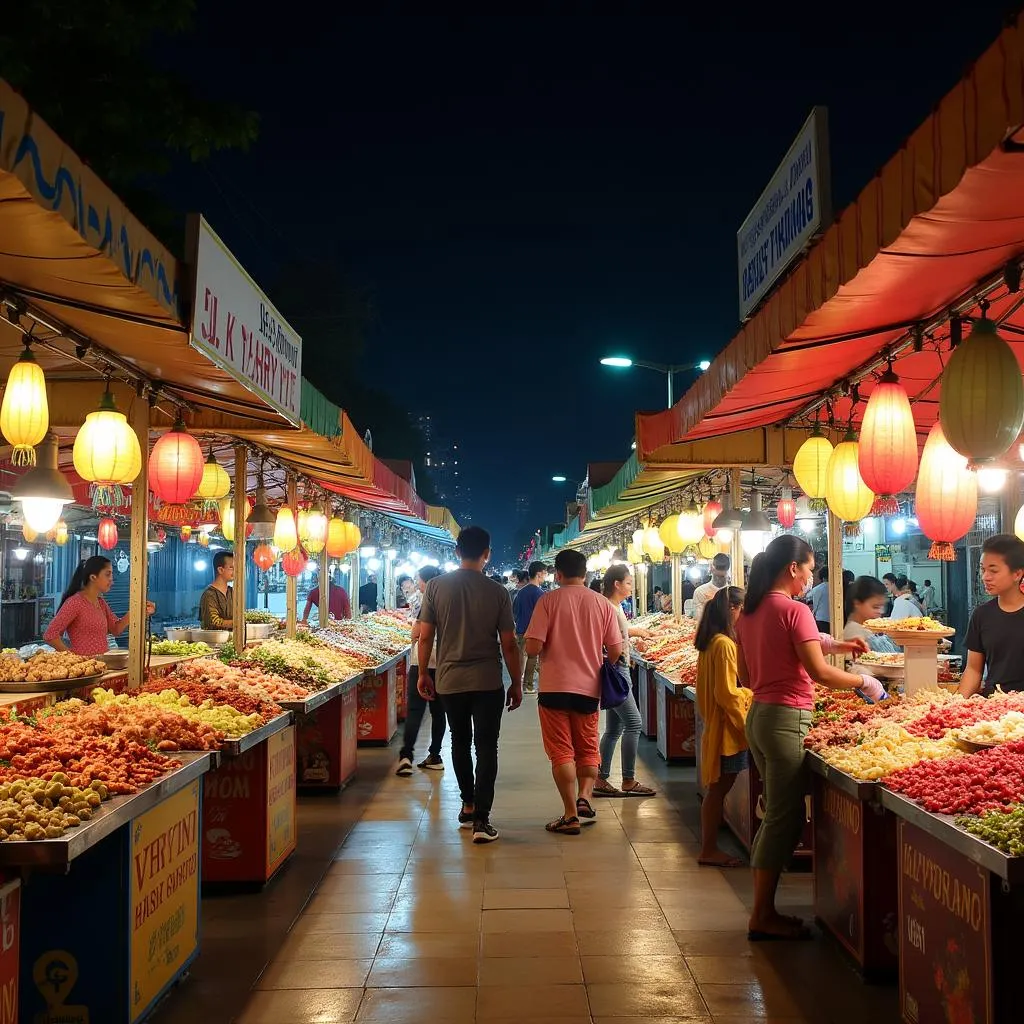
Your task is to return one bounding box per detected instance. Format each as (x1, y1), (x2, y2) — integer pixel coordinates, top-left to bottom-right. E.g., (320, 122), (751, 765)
(824, 429), (874, 525)
(858, 367), (917, 516)
(282, 546), (308, 577)
(342, 522), (361, 552)
(97, 517), (118, 551)
(793, 423), (833, 510)
(702, 499), (722, 538)
(776, 488), (797, 529)
(253, 543), (277, 571)
(180, 524), (193, 542)
(149, 418), (204, 505)
(915, 421), (978, 560)
(21, 523), (38, 543)
(326, 517), (348, 557)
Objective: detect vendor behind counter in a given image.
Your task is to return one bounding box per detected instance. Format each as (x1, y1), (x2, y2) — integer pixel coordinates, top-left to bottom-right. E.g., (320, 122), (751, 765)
(199, 551), (234, 629)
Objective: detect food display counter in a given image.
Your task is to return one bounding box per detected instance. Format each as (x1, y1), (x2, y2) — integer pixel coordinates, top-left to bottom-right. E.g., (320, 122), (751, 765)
(357, 649), (408, 746)
(653, 671), (696, 763)
(286, 674), (362, 790)
(630, 657), (658, 739)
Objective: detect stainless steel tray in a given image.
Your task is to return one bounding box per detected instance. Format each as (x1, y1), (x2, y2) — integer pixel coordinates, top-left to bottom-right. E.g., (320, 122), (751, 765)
(278, 674), (362, 714)
(219, 711), (293, 756)
(0, 672), (106, 694)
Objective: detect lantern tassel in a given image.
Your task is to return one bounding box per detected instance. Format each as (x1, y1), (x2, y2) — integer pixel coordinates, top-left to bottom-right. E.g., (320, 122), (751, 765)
(91, 483), (126, 510)
(809, 498), (828, 512)
(10, 445), (37, 467)
(843, 522), (862, 538)
(928, 541), (957, 561)
(870, 495), (901, 517)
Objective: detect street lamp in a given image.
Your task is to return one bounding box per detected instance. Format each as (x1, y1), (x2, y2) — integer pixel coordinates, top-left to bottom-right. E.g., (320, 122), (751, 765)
(599, 356), (711, 407)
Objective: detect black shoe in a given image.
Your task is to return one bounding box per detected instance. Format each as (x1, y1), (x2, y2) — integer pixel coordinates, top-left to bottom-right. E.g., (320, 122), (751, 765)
(472, 820), (500, 844)
(458, 807), (475, 829)
(396, 757), (414, 777)
(418, 754), (444, 771)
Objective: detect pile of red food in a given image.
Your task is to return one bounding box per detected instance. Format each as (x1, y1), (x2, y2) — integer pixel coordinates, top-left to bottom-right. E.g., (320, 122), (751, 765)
(902, 692), (1024, 739)
(40, 700), (224, 752)
(142, 678), (281, 722)
(170, 659), (309, 703)
(884, 740), (1024, 815)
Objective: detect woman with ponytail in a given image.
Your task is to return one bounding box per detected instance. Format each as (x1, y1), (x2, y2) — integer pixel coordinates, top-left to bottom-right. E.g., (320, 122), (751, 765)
(736, 535), (883, 941)
(44, 556), (155, 656)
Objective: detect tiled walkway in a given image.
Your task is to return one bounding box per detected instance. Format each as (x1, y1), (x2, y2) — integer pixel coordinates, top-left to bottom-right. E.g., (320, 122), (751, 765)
(216, 699), (899, 1024)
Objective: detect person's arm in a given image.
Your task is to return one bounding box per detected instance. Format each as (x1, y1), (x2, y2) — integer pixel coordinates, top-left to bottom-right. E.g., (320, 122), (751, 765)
(712, 641), (750, 737)
(411, 619), (424, 643)
(628, 626), (653, 639)
(500, 630), (523, 710)
(300, 596), (314, 624)
(200, 589), (232, 629)
(736, 639), (749, 687)
(416, 624), (437, 697)
(820, 633), (869, 658)
(959, 650), (985, 697)
(795, 639), (873, 690)
(110, 597), (156, 637)
(43, 598), (77, 652)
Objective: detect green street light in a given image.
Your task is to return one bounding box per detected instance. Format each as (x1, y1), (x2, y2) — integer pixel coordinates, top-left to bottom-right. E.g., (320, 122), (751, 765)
(599, 355), (711, 407)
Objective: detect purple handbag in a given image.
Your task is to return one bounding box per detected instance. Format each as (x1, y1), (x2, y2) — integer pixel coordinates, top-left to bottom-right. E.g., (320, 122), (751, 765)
(600, 658), (631, 710)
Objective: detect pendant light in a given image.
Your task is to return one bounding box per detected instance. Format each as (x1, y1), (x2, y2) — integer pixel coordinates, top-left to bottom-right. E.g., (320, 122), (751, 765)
(915, 420), (978, 560)
(702, 498), (722, 538)
(793, 422), (833, 511)
(303, 501), (328, 555)
(219, 497), (236, 542)
(642, 527), (665, 561)
(711, 491), (743, 531)
(776, 486), (797, 529)
(72, 384), (142, 506)
(824, 428), (874, 524)
(1, 341), (48, 466)
(21, 523), (38, 543)
(12, 431), (74, 533)
(1014, 504), (1024, 542)
(149, 416), (204, 505)
(282, 546), (308, 578)
(939, 309), (1024, 465)
(248, 465), (276, 539)
(740, 489), (772, 533)
(53, 520), (68, 546)
(697, 535), (718, 559)
(858, 364), (917, 516)
(194, 447), (231, 508)
(343, 522), (361, 553)
(274, 507), (299, 553)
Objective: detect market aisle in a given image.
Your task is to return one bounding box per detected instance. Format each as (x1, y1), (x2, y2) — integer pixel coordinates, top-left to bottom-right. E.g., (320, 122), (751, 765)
(229, 701), (898, 1024)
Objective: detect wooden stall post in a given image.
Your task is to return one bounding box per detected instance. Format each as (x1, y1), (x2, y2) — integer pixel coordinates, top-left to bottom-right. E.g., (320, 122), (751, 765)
(232, 446), (247, 654)
(730, 473), (745, 588)
(285, 475), (298, 638)
(127, 392), (150, 689)
(670, 552), (682, 619)
(827, 510), (844, 655)
(318, 538), (329, 627)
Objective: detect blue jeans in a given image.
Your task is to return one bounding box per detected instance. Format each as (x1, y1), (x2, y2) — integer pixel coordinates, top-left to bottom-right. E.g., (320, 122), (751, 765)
(598, 690), (642, 780)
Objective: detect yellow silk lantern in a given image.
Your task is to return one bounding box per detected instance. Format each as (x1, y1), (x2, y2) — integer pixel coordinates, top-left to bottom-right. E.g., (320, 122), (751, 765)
(72, 387), (142, 501)
(343, 522), (361, 552)
(677, 504), (705, 546)
(824, 429), (874, 523)
(0, 344), (48, 466)
(194, 448), (230, 504)
(658, 515), (684, 554)
(793, 424), (834, 509)
(219, 497), (235, 542)
(697, 536), (717, 559)
(643, 527), (664, 561)
(302, 503), (328, 555)
(274, 507), (298, 553)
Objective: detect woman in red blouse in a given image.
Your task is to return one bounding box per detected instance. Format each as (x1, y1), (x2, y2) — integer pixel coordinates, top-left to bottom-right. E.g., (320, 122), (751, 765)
(44, 556), (155, 656)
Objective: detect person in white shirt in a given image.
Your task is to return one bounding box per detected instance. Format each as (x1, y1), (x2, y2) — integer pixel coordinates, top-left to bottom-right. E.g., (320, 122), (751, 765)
(693, 554), (730, 623)
(889, 575), (919, 619)
(919, 579), (935, 613)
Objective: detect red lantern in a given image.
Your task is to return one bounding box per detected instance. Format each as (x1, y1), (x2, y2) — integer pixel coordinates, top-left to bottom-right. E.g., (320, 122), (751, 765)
(776, 489), (797, 529)
(156, 527), (166, 544)
(858, 368), (918, 516)
(253, 543), (277, 571)
(282, 546), (308, 577)
(97, 517), (118, 551)
(914, 421), (978, 561)
(702, 499), (722, 537)
(149, 419), (204, 505)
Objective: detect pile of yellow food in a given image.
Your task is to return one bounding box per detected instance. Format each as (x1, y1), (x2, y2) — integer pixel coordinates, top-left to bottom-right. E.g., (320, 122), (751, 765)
(817, 720), (963, 780)
(864, 616), (949, 633)
(0, 651), (107, 683)
(0, 774), (106, 842)
(92, 687), (264, 739)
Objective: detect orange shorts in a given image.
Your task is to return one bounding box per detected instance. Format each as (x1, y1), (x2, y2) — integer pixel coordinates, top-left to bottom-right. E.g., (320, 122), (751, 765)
(538, 706), (601, 768)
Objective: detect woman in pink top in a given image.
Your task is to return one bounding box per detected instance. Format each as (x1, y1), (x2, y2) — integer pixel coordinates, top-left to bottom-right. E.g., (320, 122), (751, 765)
(44, 556), (155, 657)
(736, 536), (882, 941)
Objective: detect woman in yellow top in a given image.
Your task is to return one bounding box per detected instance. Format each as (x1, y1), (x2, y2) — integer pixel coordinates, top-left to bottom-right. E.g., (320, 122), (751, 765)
(694, 586), (750, 867)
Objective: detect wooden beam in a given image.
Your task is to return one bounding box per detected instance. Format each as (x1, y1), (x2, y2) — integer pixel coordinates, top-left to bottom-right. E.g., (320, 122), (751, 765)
(233, 445), (248, 654)
(318, 535), (329, 626)
(286, 476), (298, 638)
(127, 395), (150, 689)
(642, 425), (816, 470)
(826, 510), (845, 660)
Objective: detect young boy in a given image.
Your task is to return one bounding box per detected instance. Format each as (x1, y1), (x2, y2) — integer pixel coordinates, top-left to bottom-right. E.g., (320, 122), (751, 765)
(959, 534), (1024, 696)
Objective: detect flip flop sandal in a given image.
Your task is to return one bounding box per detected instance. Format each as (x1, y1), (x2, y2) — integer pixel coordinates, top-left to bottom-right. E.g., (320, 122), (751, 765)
(576, 797), (597, 823)
(592, 782), (622, 798)
(545, 815), (582, 835)
(620, 782), (656, 797)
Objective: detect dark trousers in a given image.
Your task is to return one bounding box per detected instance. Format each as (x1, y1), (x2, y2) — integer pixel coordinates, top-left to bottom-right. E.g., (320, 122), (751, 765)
(439, 687), (505, 820)
(400, 666), (446, 760)
(815, 620), (830, 633)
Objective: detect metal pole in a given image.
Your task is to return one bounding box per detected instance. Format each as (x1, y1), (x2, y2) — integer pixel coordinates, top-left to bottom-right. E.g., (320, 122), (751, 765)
(232, 446), (247, 655)
(670, 552), (682, 619)
(667, 370), (673, 409)
(826, 510), (844, 663)
(318, 540), (329, 627)
(349, 509), (361, 621)
(730, 474), (745, 589)
(127, 397), (150, 689)
(285, 476), (298, 638)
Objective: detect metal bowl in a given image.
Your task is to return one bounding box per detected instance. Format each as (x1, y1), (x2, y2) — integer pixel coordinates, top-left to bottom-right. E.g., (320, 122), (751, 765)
(97, 650), (129, 670)
(192, 629), (231, 646)
(164, 628), (193, 643)
(245, 623), (276, 640)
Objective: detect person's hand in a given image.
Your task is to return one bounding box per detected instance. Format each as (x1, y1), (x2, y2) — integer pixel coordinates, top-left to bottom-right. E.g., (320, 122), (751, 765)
(856, 675), (888, 703)
(145, 601), (156, 616)
(417, 674), (436, 701)
(839, 637), (870, 656)
(634, 628), (654, 640)
(506, 681), (523, 712)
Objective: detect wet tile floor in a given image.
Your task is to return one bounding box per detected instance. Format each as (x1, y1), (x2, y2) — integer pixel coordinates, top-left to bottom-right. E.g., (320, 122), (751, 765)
(158, 699), (900, 1023)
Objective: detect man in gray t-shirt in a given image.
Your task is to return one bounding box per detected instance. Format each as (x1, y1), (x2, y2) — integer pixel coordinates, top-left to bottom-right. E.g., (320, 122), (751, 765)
(418, 526), (522, 843)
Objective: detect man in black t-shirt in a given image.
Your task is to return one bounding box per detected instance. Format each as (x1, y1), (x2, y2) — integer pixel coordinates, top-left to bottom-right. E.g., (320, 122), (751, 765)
(960, 534), (1024, 695)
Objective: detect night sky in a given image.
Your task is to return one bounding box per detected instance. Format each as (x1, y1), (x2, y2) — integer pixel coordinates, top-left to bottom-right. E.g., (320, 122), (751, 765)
(167, 5), (1021, 559)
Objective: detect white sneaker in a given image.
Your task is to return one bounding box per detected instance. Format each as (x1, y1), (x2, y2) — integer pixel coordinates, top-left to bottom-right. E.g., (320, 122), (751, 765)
(395, 757), (414, 777)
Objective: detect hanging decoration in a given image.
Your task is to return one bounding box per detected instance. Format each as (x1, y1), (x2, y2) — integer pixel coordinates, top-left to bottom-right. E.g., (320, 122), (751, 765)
(326, 517), (348, 557)
(219, 498), (236, 543)
(180, 525), (193, 542)
(274, 507), (298, 553)
(296, 507), (310, 545)
(21, 523), (38, 543)
(939, 308), (1024, 465)
(197, 531), (210, 549)
(248, 465), (276, 539)
(149, 416), (204, 505)
(72, 385), (143, 508)
(793, 422), (833, 511)
(915, 421), (978, 560)
(642, 527), (665, 561)
(676, 502), (705, 546)
(702, 498), (722, 538)
(658, 514), (682, 554)
(253, 543), (277, 571)
(302, 501), (328, 555)
(342, 522), (361, 553)
(1015, 504), (1024, 542)
(776, 486), (797, 529)
(12, 431), (74, 533)
(97, 517), (119, 551)
(282, 546), (308, 578)
(54, 520), (68, 546)
(858, 365), (917, 516)
(0, 342), (49, 466)
(697, 536), (718, 559)
(824, 428), (874, 528)
(194, 448), (231, 511)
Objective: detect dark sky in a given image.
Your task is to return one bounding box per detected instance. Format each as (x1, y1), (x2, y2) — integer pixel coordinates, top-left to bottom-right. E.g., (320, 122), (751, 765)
(168, 5), (1021, 559)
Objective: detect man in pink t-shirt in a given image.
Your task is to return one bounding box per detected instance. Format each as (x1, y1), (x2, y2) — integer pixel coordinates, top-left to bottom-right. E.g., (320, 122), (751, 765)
(525, 549), (623, 835)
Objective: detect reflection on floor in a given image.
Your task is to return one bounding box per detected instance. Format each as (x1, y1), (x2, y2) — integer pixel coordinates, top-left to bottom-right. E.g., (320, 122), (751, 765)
(156, 699), (900, 1023)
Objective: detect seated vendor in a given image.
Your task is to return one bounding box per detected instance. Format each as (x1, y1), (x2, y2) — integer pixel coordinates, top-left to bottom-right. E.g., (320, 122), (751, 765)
(199, 551), (234, 629)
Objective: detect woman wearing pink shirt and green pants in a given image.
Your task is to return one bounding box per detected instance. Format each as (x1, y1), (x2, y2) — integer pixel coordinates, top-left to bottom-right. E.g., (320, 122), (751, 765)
(736, 536), (884, 941)
(525, 549), (623, 835)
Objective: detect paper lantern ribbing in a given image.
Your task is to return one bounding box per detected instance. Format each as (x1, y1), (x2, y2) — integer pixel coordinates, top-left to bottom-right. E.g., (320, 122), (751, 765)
(72, 389), (142, 505)
(97, 517), (119, 551)
(149, 420), (204, 505)
(939, 315), (1024, 465)
(824, 430), (874, 525)
(282, 546), (308, 578)
(793, 425), (833, 511)
(702, 499), (722, 538)
(253, 543), (277, 571)
(0, 345), (48, 466)
(194, 450), (231, 506)
(858, 369), (917, 516)
(915, 421), (978, 561)
(274, 508), (298, 553)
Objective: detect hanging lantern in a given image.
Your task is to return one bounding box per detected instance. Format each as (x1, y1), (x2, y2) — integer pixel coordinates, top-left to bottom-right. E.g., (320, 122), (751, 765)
(54, 520), (68, 546)
(776, 487), (797, 529)
(180, 524), (193, 542)
(343, 522), (361, 553)
(72, 386), (142, 507)
(793, 424), (833, 511)
(915, 421), (978, 560)
(303, 502), (328, 555)
(939, 313), (1024, 465)
(697, 536), (717, 559)
(658, 514), (682, 554)
(97, 517), (119, 551)
(21, 523), (38, 543)
(0, 343), (49, 466)
(326, 517), (348, 557)
(702, 499), (722, 538)
(296, 508), (310, 545)
(632, 529), (645, 554)
(677, 503), (705, 546)
(642, 527), (664, 561)
(858, 366), (918, 516)
(253, 543), (277, 571)
(626, 543), (643, 564)
(1015, 504), (1024, 542)
(282, 546), (308, 578)
(824, 428), (874, 524)
(274, 507), (298, 553)
(219, 498), (235, 542)
(194, 448), (231, 509)
(149, 417), (204, 505)
(197, 531), (210, 549)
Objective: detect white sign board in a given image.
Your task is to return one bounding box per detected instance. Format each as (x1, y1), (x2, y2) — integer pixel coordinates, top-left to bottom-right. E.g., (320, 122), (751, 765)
(188, 216), (302, 425)
(737, 107), (831, 322)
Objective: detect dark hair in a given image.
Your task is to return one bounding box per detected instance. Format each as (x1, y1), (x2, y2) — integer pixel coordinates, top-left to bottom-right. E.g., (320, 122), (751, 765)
(843, 569), (855, 585)
(711, 553), (730, 573)
(654, 586), (663, 594)
(882, 573), (897, 584)
(743, 535), (813, 615)
(213, 550), (233, 575)
(982, 533), (1024, 572)
(695, 586), (744, 651)
(908, 580), (918, 593)
(818, 565), (829, 582)
(527, 560), (548, 579)
(894, 574), (909, 590)
(588, 578), (602, 592)
(511, 570), (527, 584)
(555, 548), (587, 579)
(844, 575), (887, 622)
(397, 575), (413, 587)
(418, 565), (442, 584)
(924, 579), (932, 587)
(602, 563), (631, 597)
(61, 556), (112, 608)
(456, 525), (490, 560)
